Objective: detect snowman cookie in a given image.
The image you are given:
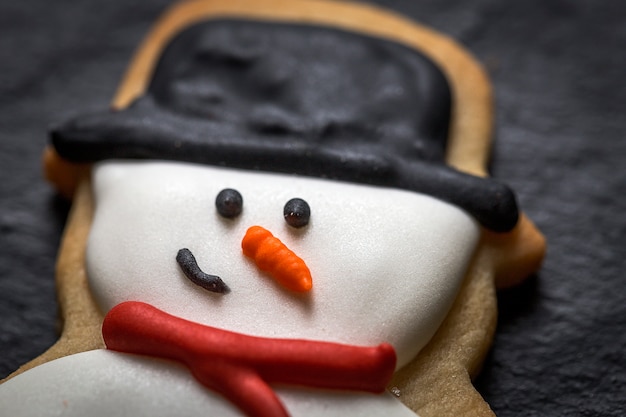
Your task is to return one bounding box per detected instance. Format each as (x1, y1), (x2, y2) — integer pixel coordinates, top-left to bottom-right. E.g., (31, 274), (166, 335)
(0, 1), (545, 416)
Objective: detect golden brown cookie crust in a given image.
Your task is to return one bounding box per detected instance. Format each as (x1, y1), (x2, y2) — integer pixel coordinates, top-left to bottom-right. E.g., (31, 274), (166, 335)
(10, 2), (546, 417)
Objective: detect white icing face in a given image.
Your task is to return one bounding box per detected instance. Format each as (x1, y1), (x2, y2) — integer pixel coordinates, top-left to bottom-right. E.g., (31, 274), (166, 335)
(87, 161), (480, 368)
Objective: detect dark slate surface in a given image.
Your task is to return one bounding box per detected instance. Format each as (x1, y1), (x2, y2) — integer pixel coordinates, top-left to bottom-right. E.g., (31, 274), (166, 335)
(0, 1), (624, 416)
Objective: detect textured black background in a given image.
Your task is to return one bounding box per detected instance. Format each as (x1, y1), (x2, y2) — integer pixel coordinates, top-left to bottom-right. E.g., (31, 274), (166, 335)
(1, 1), (624, 416)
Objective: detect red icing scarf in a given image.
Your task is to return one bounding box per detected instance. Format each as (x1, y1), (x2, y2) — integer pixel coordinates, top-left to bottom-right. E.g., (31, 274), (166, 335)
(102, 301), (396, 417)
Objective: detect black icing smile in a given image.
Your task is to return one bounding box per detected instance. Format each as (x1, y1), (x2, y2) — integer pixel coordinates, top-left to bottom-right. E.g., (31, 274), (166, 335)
(176, 248), (230, 294)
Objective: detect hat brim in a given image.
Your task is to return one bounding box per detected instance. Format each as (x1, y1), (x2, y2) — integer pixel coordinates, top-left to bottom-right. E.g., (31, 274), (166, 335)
(51, 97), (519, 232)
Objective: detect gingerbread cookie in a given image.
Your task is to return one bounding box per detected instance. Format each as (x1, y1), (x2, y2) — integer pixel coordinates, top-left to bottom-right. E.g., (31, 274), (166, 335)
(0, 1), (545, 416)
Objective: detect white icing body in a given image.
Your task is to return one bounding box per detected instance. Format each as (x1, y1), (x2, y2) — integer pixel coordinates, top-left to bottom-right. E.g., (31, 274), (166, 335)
(0, 161), (480, 416)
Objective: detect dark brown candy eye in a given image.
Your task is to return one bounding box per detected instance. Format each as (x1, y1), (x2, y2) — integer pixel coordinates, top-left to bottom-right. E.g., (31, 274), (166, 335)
(283, 198), (310, 228)
(216, 188), (243, 218)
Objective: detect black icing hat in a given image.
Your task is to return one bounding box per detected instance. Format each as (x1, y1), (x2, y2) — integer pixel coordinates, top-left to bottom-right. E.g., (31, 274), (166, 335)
(51, 19), (519, 232)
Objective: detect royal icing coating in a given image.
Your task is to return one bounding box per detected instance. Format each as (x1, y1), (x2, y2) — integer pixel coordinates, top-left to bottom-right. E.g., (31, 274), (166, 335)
(103, 301), (397, 417)
(86, 161), (480, 369)
(51, 19), (519, 232)
(0, 350), (417, 417)
(0, 2), (545, 415)
(242, 225), (313, 292)
(176, 248), (231, 293)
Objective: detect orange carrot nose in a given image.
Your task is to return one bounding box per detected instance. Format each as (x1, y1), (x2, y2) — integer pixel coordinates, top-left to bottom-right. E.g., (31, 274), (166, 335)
(242, 226), (313, 292)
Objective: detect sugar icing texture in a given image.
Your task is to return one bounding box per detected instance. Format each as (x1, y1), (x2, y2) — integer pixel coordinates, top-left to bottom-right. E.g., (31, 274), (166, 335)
(0, 10), (533, 417)
(51, 20), (518, 231)
(102, 301), (397, 417)
(86, 162), (480, 369)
